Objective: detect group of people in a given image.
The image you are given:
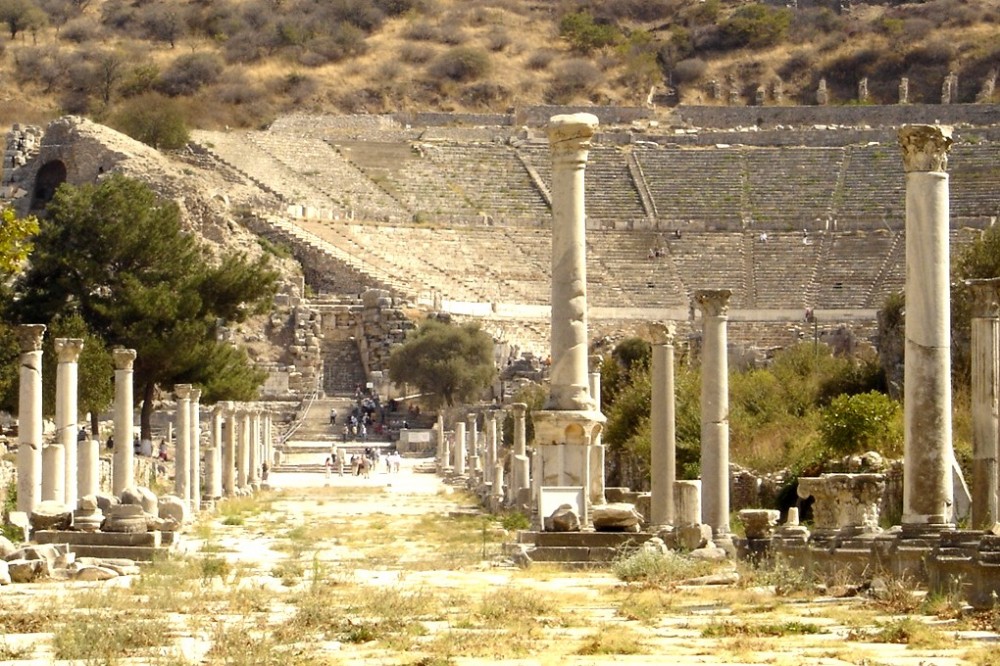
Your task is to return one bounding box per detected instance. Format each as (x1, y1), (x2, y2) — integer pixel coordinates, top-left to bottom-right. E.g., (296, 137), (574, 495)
(323, 446), (403, 482)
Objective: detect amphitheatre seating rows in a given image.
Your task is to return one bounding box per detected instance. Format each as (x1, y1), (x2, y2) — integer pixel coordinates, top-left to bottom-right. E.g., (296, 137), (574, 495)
(744, 148), (843, 225)
(587, 229), (687, 308)
(834, 144), (904, 223)
(749, 232), (823, 309)
(634, 147), (745, 223)
(950, 144), (1000, 219)
(665, 232), (748, 308)
(813, 231), (900, 309)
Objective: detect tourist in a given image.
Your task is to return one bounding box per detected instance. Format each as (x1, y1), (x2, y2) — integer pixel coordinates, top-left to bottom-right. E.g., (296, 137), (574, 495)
(329, 409), (337, 425)
(324, 456), (332, 485)
(106, 435), (114, 450)
(77, 427), (87, 442)
(158, 439), (169, 461)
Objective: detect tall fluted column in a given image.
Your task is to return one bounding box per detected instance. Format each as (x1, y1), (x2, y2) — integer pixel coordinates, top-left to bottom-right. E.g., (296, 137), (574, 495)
(454, 421), (466, 476)
(112, 348), (137, 495)
(249, 407), (261, 488)
(696, 289), (732, 545)
(533, 114), (606, 517)
(968, 278), (1000, 529)
(237, 405), (250, 490)
(174, 384), (192, 502)
(207, 403), (223, 500)
(222, 402), (237, 496)
(16, 325), (45, 513)
(55, 338), (84, 508)
(189, 388), (202, 511)
(900, 125), (955, 529)
(650, 323), (677, 528)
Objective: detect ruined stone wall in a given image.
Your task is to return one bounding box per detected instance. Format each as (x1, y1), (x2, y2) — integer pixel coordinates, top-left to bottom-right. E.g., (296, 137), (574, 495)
(675, 103), (1000, 131)
(356, 290), (415, 375)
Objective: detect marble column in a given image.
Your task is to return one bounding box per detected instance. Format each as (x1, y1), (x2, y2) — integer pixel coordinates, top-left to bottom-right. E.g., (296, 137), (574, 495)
(189, 388), (202, 512)
(511, 403), (530, 501)
(900, 125), (955, 529)
(588, 355), (606, 505)
(55, 338), (84, 508)
(485, 413), (498, 484)
(222, 402), (237, 496)
(467, 413), (480, 475)
(436, 413), (446, 468)
(16, 325), (45, 513)
(237, 405), (250, 490)
(696, 289), (732, 545)
(112, 348), (137, 496)
(454, 421), (466, 476)
(174, 384), (192, 502)
(207, 403), (223, 500)
(533, 113), (606, 511)
(78, 437), (100, 500)
(968, 279), (1000, 530)
(263, 410), (273, 472)
(650, 322), (677, 528)
(249, 407), (261, 489)
(41, 442), (65, 504)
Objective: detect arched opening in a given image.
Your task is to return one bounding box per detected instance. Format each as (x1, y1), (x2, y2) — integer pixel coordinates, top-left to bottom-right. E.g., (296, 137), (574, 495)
(31, 160), (67, 213)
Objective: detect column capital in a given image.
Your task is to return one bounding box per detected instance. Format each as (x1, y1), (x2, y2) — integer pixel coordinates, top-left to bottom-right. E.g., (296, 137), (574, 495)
(16, 324), (46, 352)
(54, 337), (85, 363)
(967, 278), (1000, 318)
(175, 383), (193, 400)
(212, 402), (225, 416)
(511, 402), (527, 416)
(467, 413), (477, 421)
(650, 321), (677, 345)
(190, 388), (202, 402)
(694, 289), (732, 318)
(589, 354), (604, 372)
(899, 124), (953, 173)
(547, 113), (599, 155)
(112, 348), (137, 370)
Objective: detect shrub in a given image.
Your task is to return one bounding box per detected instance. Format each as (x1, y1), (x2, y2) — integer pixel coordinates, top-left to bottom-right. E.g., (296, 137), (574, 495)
(59, 16), (100, 42)
(110, 93), (190, 149)
(428, 46), (490, 82)
(486, 27), (510, 52)
(326, 0), (384, 32)
(300, 24), (367, 66)
(559, 10), (621, 54)
(526, 49), (555, 70)
(402, 19), (439, 41)
(612, 548), (716, 584)
(819, 391), (900, 456)
(400, 42), (434, 64)
(673, 57), (706, 83)
(905, 40), (955, 67)
(719, 3), (792, 49)
(156, 52), (224, 96)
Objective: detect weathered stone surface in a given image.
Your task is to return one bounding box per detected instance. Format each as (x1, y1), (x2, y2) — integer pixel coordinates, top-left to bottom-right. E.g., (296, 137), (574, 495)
(0, 559), (9, 585)
(103, 504), (148, 534)
(158, 495), (190, 524)
(0, 535), (17, 558)
(95, 493), (120, 514)
(677, 524), (713, 551)
(739, 509), (781, 539)
(547, 504), (580, 532)
(30, 500), (73, 531)
(74, 565), (119, 581)
(592, 503), (643, 531)
(7, 558), (48, 582)
(690, 544), (729, 561)
(798, 474), (885, 533)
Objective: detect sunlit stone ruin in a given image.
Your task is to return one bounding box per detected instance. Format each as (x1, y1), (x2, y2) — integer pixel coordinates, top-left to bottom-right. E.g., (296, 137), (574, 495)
(3, 102), (1000, 611)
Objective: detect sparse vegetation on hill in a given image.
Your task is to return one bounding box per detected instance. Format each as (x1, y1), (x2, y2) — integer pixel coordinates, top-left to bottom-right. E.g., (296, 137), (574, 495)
(0, 0), (997, 134)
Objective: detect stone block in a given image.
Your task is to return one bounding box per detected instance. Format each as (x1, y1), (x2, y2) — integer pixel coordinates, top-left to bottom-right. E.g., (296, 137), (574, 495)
(592, 503), (643, 531)
(30, 501), (73, 532)
(677, 524), (713, 551)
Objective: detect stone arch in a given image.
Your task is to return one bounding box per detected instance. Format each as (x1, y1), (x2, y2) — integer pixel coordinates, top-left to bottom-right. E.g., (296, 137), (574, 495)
(31, 160), (67, 212)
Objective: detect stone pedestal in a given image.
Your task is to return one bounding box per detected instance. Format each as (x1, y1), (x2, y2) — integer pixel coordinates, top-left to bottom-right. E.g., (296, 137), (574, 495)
(650, 323), (677, 528)
(16, 324), (45, 514)
(899, 125), (955, 529)
(696, 289), (732, 546)
(968, 278), (1000, 529)
(189, 389), (202, 512)
(112, 348), (137, 496)
(55, 338), (84, 509)
(174, 384), (192, 503)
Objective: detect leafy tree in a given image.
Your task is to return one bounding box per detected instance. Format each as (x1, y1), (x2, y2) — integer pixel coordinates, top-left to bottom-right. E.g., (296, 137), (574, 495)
(0, 206), (40, 409)
(11, 175), (278, 439)
(388, 318), (496, 409)
(0, 0), (47, 39)
(719, 3), (792, 49)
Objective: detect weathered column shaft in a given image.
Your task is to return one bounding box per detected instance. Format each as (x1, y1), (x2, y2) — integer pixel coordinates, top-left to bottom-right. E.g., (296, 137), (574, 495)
(55, 338), (84, 508)
(588, 355), (606, 505)
(512, 403), (529, 498)
(454, 421), (467, 476)
(16, 324), (45, 513)
(174, 384), (192, 502)
(222, 402), (237, 496)
(189, 389), (202, 511)
(237, 407), (250, 489)
(486, 415), (498, 484)
(436, 413), (446, 467)
(249, 409), (261, 486)
(650, 324), (677, 528)
(545, 113), (599, 412)
(467, 414), (479, 474)
(112, 348), (137, 495)
(900, 125), (955, 527)
(41, 444), (65, 503)
(697, 290), (732, 539)
(78, 438), (99, 499)
(207, 405), (223, 500)
(969, 279), (1000, 529)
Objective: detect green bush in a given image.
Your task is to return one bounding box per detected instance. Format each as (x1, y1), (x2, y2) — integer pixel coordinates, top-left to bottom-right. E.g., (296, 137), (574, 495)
(819, 391), (900, 456)
(428, 46), (490, 83)
(110, 93), (189, 149)
(558, 11), (621, 54)
(719, 3), (792, 49)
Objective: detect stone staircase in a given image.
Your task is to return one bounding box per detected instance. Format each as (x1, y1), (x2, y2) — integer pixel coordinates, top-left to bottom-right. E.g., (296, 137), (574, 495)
(323, 336), (367, 396)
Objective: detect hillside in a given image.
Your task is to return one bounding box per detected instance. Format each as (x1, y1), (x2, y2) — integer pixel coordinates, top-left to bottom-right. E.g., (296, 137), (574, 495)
(0, 0), (997, 133)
